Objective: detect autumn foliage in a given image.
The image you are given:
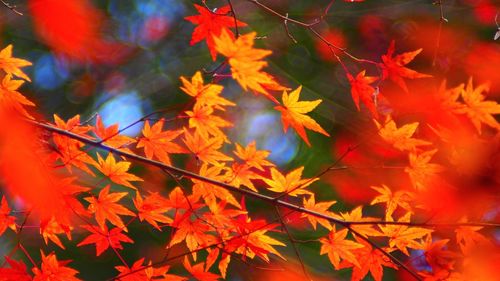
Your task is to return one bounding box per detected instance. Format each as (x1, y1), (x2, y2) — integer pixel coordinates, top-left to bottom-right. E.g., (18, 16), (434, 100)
(0, 1), (499, 281)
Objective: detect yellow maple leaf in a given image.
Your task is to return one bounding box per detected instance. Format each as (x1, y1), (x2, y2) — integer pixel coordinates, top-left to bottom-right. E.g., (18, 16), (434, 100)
(374, 116), (432, 152)
(96, 153), (143, 189)
(263, 166), (318, 197)
(213, 29), (288, 102)
(340, 206), (382, 237)
(0, 45), (32, 81)
(275, 86), (330, 146)
(453, 78), (500, 134)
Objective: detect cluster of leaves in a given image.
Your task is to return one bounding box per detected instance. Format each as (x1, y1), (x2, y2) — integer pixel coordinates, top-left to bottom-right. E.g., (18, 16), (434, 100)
(0, 1), (499, 281)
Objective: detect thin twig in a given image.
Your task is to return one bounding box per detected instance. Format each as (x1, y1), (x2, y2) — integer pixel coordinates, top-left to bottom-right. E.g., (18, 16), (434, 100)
(1, 0), (22, 15)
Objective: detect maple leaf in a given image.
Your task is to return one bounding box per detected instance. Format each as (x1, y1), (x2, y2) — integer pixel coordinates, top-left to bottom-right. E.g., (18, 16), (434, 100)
(40, 216), (72, 249)
(452, 78), (500, 134)
(347, 70), (379, 117)
(213, 29), (288, 102)
(96, 153), (143, 189)
(227, 217), (285, 262)
(183, 129), (233, 166)
(0, 45), (32, 81)
(52, 114), (97, 175)
(165, 186), (203, 211)
(423, 235), (458, 273)
(93, 115), (136, 151)
(379, 213), (433, 255)
(185, 4), (247, 61)
(180, 71), (235, 110)
(224, 162), (263, 192)
(374, 116), (432, 152)
(370, 185), (413, 217)
(203, 200), (246, 230)
(436, 80), (464, 112)
(0, 196), (16, 237)
(455, 224), (491, 255)
(133, 191), (172, 230)
(115, 258), (187, 281)
(274, 86), (330, 146)
(0, 257), (32, 281)
(301, 194), (337, 230)
(136, 120), (185, 165)
(380, 40), (431, 92)
(405, 149), (444, 190)
(192, 164), (241, 207)
(32, 251), (81, 281)
(183, 257), (221, 281)
(319, 225), (364, 269)
(340, 206), (383, 237)
(84, 185), (135, 230)
(169, 216), (216, 261)
(185, 104), (232, 141)
(233, 141), (274, 171)
(77, 225), (133, 256)
(339, 236), (397, 281)
(0, 74), (35, 118)
(263, 166), (319, 197)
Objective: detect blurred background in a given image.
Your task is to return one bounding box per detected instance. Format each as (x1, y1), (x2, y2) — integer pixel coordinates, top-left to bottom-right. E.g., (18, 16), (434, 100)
(0, 0), (499, 279)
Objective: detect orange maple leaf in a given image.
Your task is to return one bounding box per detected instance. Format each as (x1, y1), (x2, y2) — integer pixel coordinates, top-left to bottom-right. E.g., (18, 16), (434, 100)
(169, 216), (216, 261)
(347, 70), (379, 117)
(274, 86), (330, 146)
(96, 153), (143, 189)
(77, 225), (133, 256)
(40, 216), (72, 249)
(32, 251), (81, 281)
(192, 164), (241, 207)
(183, 129), (233, 166)
(180, 71), (235, 110)
(301, 194), (337, 230)
(263, 166), (318, 197)
(52, 114), (97, 175)
(452, 78), (500, 134)
(133, 191), (172, 230)
(0, 45), (32, 81)
(0, 74), (35, 118)
(226, 217), (285, 262)
(374, 116), (432, 152)
(379, 213), (433, 255)
(224, 162), (263, 192)
(319, 225), (364, 269)
(185, 104), (232, 141)
(84, 185), (135, 230)
(380, 40), (431, 92)
(340, 206), (383, 237)
(93, 115), (136, 151)
(136, 119), (185, 165)
(0, 196), (16, 237)
(213, 29), (288, 102)
(405, 149), (444, 190)
(370, 185), (413, 217)
(183, 257), (221, 281)
(339, 236), (397, 281)
(233, 141), (274, 171)
(185, 4), (247, 61)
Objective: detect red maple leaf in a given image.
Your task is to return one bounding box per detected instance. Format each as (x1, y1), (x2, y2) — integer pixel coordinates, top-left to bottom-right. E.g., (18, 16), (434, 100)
(77, 225), (133, 256)
(380, 40), (431, 92)
(185, 4), (247, 61)
(347, 70), (379, 117)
